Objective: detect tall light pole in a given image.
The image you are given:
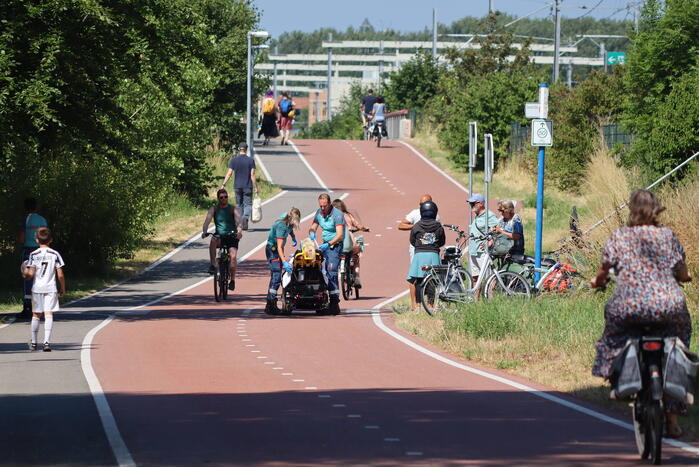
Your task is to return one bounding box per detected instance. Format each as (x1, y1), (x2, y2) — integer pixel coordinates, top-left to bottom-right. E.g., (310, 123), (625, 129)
(247, 30), (269, 153)
(553, 0), (561, 82)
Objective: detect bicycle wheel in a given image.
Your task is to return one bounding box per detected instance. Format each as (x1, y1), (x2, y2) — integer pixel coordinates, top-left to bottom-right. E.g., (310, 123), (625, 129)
(484, 271), (531, 299)
(340, 259), (352, 301)
(647, 401), (663, 464)
(219, 260), (229, 300)
(420, 273), (442, 316)
(376, 133), (381, 147)
(633, 399), (650, 459)
(213, 270), (221, 302)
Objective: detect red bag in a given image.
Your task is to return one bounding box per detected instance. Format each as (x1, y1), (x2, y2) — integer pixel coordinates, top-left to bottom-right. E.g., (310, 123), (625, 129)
(542, 264), (576, 292)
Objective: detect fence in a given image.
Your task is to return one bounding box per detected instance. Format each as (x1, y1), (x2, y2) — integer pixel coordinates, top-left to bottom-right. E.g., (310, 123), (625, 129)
(385, 110), (412, 140)
(508, 121), (633, 155)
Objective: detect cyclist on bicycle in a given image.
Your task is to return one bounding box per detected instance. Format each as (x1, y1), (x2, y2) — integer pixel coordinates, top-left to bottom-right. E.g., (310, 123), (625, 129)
(202, 188), (243, 290)
(370, 96), (387, 137)
(332, 198), (368, 288)
(309, 193), (345, 314)
(407, 201), (445, 311)
(265, 208), (301, 314)
(590, 189), (692, 438)
(359, 89), (378, 129)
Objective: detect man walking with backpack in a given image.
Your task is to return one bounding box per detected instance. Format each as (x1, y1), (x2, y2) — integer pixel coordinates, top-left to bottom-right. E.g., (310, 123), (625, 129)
(278, 92), (295, 145)
(220, 142), (258, 231)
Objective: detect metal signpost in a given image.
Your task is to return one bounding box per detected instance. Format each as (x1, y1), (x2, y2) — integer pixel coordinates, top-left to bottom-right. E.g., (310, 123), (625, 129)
(484, 133), (494, 256)
(246, 30), (269, 154)
(468, 121), (478, 221)
(531, 83), (552, 283)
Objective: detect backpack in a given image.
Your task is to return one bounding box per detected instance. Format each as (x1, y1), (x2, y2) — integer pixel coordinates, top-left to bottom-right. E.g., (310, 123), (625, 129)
(262, 98), (275, 115)
(280, 99), (293, 117)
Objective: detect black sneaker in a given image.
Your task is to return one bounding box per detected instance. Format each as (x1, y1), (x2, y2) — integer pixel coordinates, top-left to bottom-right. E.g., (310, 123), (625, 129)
(264, 299), (280, 315)
(328, 297), (341, 315)
(28, 342), (37, 351)
(242, 218), (249, 231)
(43, 343), (51, 352)
(228, 279), (235, 291)
(208, 265), (216, 275)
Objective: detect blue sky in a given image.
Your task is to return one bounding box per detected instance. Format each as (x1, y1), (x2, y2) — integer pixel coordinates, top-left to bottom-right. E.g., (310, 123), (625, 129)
(253, 0), (637, 38)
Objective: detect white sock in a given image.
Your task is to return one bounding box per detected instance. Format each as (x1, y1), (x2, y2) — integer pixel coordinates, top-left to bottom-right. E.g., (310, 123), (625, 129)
(31, 317), (40, 344)
(44, 314), (53, 344)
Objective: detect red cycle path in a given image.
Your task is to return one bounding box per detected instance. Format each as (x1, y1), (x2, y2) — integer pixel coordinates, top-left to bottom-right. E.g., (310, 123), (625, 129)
(92, 140), (696, 465)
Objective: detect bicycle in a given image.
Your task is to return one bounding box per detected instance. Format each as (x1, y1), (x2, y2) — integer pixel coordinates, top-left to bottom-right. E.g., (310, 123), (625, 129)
(420, 226), (531, 315)
(203, 233), (232, 302)
(339, 228), (369, 300)
(502, 251), (584, 294)
(373, 120), (386, 147)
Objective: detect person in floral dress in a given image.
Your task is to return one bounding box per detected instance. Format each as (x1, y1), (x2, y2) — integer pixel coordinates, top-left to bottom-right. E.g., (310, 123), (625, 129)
(591, 189), (692, 437)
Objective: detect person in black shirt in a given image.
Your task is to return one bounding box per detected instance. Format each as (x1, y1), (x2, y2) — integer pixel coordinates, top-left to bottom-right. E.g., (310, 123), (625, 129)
(359, 89), (378, 128)
(407, 201), (445, 311)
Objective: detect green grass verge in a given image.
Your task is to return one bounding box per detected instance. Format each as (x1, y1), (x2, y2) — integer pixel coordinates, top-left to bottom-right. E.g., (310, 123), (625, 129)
(0, 153), (280, 318)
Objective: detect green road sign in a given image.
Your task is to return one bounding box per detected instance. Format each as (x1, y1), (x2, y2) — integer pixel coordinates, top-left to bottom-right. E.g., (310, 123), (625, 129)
(606, 52), (627, 66)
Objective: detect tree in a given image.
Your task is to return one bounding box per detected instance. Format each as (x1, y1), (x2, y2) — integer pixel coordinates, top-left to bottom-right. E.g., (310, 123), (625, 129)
(384, 50), (443, 112)
(622, 0), (699, 176)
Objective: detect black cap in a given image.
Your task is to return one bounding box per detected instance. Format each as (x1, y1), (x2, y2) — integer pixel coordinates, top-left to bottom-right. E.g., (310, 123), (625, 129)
(238, 142), (248, 150)
(420, 201), (438, 219)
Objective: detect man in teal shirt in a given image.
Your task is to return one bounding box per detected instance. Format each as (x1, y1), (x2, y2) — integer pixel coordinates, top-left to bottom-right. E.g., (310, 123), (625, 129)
(18, 198), (48, 318)
(468, 193), (497, 286)
(309, 193), (345, 315)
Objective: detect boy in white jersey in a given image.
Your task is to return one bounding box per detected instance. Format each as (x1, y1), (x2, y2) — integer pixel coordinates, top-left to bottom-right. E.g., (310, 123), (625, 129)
(21, 227), (65, 352)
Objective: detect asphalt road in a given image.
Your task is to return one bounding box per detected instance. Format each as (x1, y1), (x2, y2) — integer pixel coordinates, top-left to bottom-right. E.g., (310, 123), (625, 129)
(2, 139), (698, 466)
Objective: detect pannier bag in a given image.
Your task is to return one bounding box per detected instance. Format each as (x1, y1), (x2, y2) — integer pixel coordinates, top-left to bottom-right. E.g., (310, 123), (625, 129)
(663, 338), (699, 404)
(251, 196), (262, 223)
(610, 339), (642, 398)
(490, 234), (514, 257)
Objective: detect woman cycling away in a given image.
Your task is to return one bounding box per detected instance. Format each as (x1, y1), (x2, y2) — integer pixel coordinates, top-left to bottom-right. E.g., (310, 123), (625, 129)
(370, 96), (387, 137)
(590, 189), (692, 438)
(332, 199), (368, 288)
(264, 208), (301, 314)
(407, 201), (444, 311)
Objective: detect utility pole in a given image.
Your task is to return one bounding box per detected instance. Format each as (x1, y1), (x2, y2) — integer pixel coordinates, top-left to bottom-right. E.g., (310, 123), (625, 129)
(273, 46), (278, 101)
(489, 0), (494, 14)
(327, 32), (333, 120)
(601, 41), (607, 73)
(432, 8), (437, 59)
(378, 40), (384, 92)
(634, 2), (640, 33)
(553, 0), (561, 82)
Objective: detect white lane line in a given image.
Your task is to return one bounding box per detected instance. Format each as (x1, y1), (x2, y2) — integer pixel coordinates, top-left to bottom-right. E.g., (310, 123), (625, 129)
(273, 367), (284, 370)
(399, 141), (469, 195)
(406, 452), (423, 456)
(365, 425), (380, 429)
(81, 316), (136, 467)
(318, 395), (331, 398)
(305, 386), (318, 390)
(292, 379), (305, 382)
(288, 141), (330, 192)
(0, 316), (16, 330)
(384, 438), (400, 442)
(257, 356), (268, 359)
(371, 291), (699, 457)
(245, 344), (255, 347)
(282, 372), (293, 376)
(347, 414), (362, 418)
(332, 404), (346, 408)
(254, 153), (274, 184)
(251, 350), (261, 353)
(264, 362), (276, 365)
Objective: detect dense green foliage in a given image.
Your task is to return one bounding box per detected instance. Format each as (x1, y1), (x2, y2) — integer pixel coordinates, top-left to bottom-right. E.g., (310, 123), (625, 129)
(297, 84), (366, 140)
(547, 70), (626, 191)
(0, 0), (260, 268)
(622, 0), (699, 178)
(383, 51), (443, 113)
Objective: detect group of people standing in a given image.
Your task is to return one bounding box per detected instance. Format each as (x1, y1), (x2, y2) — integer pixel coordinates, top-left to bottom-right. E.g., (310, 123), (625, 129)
(259, 91), (296, 146)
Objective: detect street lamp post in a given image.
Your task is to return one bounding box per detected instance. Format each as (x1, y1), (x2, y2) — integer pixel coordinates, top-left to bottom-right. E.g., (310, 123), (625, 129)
(247, 30), (269, 153)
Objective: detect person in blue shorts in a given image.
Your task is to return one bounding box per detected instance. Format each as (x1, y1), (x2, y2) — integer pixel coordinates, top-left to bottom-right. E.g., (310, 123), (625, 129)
(309, 193), (345, 314)
(264, 208), (300, 314)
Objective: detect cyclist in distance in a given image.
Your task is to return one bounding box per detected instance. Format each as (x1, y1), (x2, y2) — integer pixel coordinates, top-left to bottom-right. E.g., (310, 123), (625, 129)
(202, 188), (243, 291)
(265, 207), (301, 314)
(370, 96), (387, 135)
(332, 198), (368, 288)
(590, 189), (692, 438)
(359, 89), (378, 129)
(309, 193), (345, 314)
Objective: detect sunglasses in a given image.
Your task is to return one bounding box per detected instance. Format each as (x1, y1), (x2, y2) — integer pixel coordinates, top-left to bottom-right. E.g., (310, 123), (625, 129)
(218, 195), (228, 200)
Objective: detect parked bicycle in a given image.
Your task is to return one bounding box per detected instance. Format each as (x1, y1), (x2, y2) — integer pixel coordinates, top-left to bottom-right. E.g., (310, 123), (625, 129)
(502, 251), (584, 294)
(420, 225), (531, 315)
(203, 233), (232, 302)
(339, 228), (369, 300)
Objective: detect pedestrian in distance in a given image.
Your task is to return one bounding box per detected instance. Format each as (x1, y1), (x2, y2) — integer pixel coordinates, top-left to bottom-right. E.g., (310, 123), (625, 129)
(21, 227), (65, 352)
(398, 194), (441, 262)
(494, 200), (524, 256)
(220, 142), (258, 231)
(18, 197), (48, 319)
(264, 208), (301, 314)
(309, 193), (345, 315)
(202, 188), (243, 291)
(277, 92), (295, 146)
(258, 90), (278, 146)
(467, 193), (497, 289)
(407, 201), (445, 311)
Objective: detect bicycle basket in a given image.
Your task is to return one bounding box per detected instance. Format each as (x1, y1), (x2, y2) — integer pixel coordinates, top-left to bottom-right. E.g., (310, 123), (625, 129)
(442, 246), (460, 264)
(490, 234), (514, 257)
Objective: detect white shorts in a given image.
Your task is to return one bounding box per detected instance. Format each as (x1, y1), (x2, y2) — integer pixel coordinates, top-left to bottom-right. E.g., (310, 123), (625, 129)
(469, 253), (488, 276)
(32, 292), (59, 313)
